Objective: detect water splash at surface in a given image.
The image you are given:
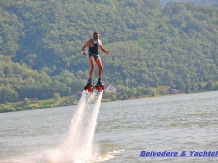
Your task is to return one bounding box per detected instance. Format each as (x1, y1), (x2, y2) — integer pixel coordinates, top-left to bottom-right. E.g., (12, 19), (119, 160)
(44, 91), (103, 163)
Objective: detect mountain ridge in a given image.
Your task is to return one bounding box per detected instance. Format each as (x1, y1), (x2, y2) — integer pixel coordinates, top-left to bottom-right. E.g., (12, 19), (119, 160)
(0, 0), (217, 103)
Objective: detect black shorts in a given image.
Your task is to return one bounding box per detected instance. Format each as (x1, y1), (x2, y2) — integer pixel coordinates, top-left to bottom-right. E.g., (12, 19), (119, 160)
(89, 54), (100, 60)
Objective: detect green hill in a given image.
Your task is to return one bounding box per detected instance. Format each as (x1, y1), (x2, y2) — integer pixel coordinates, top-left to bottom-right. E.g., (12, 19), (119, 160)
(0, 0), (218, 104)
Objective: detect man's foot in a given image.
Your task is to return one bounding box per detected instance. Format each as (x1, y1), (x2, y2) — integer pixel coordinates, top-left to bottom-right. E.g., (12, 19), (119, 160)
(96, 78), (103, 86)
(86, 78), (92, 86)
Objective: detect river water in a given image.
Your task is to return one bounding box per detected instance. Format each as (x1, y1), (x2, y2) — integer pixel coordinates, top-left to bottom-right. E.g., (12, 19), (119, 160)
(0, 91), (218, 163)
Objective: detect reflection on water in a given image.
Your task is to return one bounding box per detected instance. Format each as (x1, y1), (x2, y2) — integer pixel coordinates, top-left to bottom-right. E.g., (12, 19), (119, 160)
(0, 91), (218, 162)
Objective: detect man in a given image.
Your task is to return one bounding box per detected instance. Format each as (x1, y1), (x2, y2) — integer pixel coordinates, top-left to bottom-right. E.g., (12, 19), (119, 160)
(82, 32), (110, 86)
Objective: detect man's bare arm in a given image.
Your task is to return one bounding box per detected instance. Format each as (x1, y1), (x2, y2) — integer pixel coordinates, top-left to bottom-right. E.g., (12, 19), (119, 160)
(100, 45), (110, 55)
(82, 40), (90, 51)
(82, 40), (91, 55)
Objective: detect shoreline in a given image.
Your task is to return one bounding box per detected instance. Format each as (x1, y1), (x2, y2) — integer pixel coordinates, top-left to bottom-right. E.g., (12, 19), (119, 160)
(1, 90), (216, 113)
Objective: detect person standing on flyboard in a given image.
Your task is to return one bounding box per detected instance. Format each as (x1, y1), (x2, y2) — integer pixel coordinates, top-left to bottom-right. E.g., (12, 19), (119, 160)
(82, 32), (110, 86)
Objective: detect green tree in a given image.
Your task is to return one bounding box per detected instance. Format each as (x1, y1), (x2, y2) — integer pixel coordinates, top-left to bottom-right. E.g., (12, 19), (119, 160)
(53, 93), (61, 101)
(23, 98), (30, 106)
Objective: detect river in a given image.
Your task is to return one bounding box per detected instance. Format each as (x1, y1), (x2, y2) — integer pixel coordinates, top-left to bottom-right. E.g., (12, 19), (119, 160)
(0, 91), (218, 163)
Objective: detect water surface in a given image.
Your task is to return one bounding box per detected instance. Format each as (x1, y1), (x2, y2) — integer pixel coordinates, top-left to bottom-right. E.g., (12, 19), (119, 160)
(0, 91), (218, 162)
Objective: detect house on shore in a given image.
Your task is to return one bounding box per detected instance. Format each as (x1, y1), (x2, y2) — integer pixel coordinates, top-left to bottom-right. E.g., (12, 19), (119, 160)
(168, 88), (180, 94)
(103, 84), (116, 93)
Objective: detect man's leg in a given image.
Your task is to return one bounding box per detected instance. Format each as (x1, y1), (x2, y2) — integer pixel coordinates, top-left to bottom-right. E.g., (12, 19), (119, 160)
(95, 57), (103, 85)
(87, 56), (95, 85)
(95, 57), (103, 78)
(89, 56), (95, 77)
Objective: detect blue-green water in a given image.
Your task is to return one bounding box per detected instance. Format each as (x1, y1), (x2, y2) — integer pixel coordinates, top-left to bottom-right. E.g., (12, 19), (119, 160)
(0, 91), (218, 163)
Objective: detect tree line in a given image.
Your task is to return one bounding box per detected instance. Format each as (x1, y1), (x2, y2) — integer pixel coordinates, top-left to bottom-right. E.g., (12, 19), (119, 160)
(0, 0), (218, 104)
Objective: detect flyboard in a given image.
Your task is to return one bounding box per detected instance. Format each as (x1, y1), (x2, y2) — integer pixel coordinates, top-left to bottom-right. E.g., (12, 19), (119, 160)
(84, 83), (104, 93)
(45, 82), (104, 162)
(54, 83), (104, 162)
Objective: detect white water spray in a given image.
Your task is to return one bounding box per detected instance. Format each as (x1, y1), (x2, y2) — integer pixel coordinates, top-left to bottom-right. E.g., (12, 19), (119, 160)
(45, 90), (103, 163)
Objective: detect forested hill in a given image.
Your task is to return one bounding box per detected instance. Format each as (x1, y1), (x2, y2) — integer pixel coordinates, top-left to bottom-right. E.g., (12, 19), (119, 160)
(0, 0), (218, 103)
(161, 0), (218, 7)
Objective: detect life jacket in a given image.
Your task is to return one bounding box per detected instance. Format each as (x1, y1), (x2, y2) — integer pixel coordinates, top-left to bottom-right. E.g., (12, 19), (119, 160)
(89, 38), (100, 55)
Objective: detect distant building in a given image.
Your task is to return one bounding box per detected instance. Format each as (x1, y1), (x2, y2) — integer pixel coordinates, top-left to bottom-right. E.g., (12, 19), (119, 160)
(104, 84), (116, 93)
(168, 88), (180, 94)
